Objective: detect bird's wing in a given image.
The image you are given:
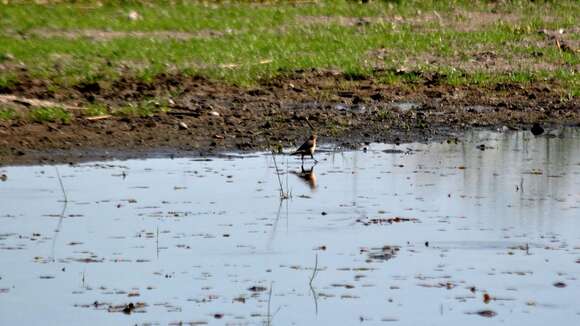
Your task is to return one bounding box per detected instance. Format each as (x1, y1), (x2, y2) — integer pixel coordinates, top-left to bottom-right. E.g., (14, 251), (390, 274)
(293, 140), (311, 153)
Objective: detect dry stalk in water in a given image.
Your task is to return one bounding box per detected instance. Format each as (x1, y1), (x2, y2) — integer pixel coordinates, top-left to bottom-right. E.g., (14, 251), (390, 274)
(55, 167), (68, 203)
(270, 148), (289, 200)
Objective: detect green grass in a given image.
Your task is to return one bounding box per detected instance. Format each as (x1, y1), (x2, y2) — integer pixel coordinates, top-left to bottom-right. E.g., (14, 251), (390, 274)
(375, 107), (394, 121)
(0, 108), (16, 121)
(84, 104), (109, 117)
(0, 73), (17, 90)
(0, 0), (577, 90)
(29, 107), (72, 123)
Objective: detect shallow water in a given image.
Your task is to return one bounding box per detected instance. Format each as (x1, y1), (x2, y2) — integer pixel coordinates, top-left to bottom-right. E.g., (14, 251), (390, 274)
(1, 128), (580, 325)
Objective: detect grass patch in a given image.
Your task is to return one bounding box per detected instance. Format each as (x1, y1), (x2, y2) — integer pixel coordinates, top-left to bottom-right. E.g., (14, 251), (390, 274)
(375, 107), (393, 121)
(29, 107), (72, 123)
(0, 107), (16, 121)
(0, 0), (577, 88)
(0, 73), (17, 90)
(84, 104), (109, 117)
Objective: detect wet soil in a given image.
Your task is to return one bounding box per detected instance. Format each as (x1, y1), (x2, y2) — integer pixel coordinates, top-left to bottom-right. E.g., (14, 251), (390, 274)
(1, 70), (578, 165)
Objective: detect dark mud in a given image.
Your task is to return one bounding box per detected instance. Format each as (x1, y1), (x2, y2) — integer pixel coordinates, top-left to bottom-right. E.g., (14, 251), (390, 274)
(1, 70), (578, 165)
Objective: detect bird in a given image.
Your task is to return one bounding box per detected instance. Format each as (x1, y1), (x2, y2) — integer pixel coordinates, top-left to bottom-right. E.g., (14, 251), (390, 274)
(292, 134), (317, 163)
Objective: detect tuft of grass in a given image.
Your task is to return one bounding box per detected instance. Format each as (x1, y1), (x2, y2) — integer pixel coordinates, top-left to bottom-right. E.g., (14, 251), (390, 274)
(29, 107), (72, 123)
(375, 108), (393, 121)
(0, 74), (17, 90)
(84, 104), (109, 117)
(343, 68), (371, 81)
(0, 107), (16, 121)
(112, 101), (168, 118)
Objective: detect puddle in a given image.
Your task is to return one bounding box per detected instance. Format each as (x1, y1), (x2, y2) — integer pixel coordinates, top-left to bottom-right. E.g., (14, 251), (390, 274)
(464, 105), (495, 113)
(391, 101), (421, 111)
(1, 128), (580, 325)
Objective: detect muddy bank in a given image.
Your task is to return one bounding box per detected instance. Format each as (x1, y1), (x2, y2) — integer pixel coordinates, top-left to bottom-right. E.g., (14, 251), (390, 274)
(1, 70), (578, 165)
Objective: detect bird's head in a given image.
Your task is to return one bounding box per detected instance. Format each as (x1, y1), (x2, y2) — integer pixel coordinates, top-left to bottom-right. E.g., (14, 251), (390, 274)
(310, 134), (317, 141)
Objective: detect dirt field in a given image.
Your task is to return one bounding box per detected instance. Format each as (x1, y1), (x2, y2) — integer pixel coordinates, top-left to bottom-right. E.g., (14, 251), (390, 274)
(1, 70), (578, 165)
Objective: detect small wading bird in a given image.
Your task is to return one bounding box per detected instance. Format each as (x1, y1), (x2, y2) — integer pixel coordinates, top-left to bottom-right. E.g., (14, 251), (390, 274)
(292, 134), (318, 163)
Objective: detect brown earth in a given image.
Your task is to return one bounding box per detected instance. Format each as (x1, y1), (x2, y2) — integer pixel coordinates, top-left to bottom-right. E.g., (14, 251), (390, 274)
(0, 70), (578, 166)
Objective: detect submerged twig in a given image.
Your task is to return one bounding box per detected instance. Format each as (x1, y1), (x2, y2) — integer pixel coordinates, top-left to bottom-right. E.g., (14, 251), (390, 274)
(156, 226), (159, 259)
(286, 156), (290, 197)
(264, 281), (282, 325)
(525, 243), (530, 255)
(267, 282), (273, 326)
(310, 279), (319, 315)
(270, 148), (289, 200)
(55, 167), (68, 203)
(267, 200), (284, 250)
(50, 166), (68, 262)
(309, 253), (319, 286)
(265, 137), (289, 200)
(309, 253), (319, 315)
(49, 200), (67, 262)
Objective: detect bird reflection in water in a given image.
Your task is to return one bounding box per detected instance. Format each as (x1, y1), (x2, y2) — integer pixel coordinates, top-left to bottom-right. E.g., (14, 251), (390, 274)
(292, 163), (318, 191)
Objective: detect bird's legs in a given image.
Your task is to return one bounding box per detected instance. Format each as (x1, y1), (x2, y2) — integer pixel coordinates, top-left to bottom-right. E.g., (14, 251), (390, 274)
(311, 153), (318, 163)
